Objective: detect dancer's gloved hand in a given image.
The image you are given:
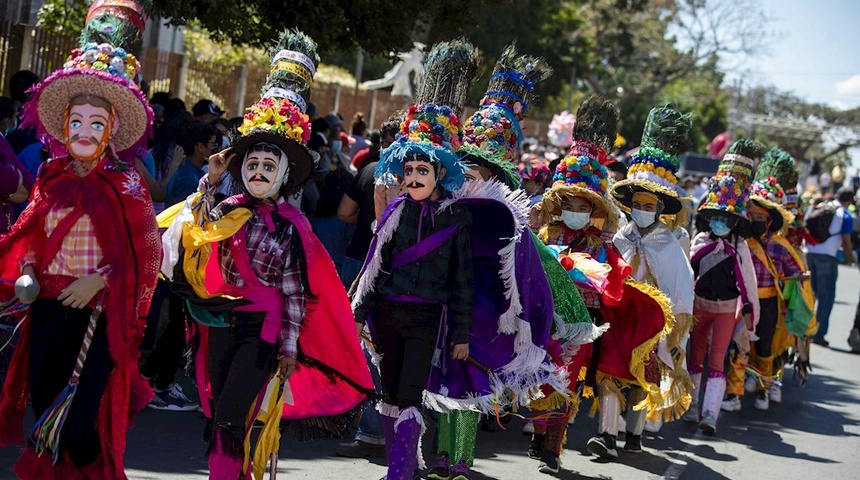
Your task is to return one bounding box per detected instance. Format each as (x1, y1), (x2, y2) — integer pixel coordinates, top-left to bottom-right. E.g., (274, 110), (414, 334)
(59, 273), (105, 309)
(207, 148), (235, 185)
(451, 343), (469, 360)
(15, 266), (40, 304)
(278, 356), (297, 380)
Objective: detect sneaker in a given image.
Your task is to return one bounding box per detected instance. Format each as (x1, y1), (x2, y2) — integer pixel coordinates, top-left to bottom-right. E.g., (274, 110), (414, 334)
(812, 337), (830, 347)
(538, 452), (559, 474)
(769, 385), (781, 404)
(698, 411), (717, 434)
(522, 422), (535, 435)
(744, 375), (757, 394)
(528, 434), (545, 460)
(623, 432), (642, 453)
(335, 440), (386, 458)
(449, 461), (470, 480)
(721, 394), (741, 412)
(682, 403), (700, 423)
(586, 433), (618, 460)
(849, 328), (860, 353)
(754, 390), (769, 410)
(148, 383), (199, 412)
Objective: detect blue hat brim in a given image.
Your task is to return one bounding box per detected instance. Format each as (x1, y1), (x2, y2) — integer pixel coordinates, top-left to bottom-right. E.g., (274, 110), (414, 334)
(376, 140), (465, 192)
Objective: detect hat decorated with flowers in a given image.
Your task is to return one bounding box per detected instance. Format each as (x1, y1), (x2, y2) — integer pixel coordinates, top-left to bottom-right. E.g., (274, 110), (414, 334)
(229, 30), (320, 198)
(610, 104), (692, 215)
(750, 177), (794, 233)
(756, 147), (800, 213)
(696, 138), (767, 234)
(24, 0), (152, 157)
(460, 43), (552, 190)
(376, 40), (482, 193)
(541, 96), (620, 231)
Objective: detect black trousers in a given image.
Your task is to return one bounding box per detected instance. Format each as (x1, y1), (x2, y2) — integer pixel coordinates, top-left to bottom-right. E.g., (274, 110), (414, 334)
(141, 281), (187, 391)
(29, 299), (112, 468)
(755, 297), (780, 358)
(208, 312), (277, 435)
(375, 299), (441, 408)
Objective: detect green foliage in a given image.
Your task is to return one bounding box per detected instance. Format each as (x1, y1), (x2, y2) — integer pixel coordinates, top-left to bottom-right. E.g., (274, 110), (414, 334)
(37, 0), (88, 36)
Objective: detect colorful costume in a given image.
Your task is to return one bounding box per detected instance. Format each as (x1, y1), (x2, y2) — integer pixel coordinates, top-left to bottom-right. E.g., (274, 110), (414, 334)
(607, 104), (694, 445)
(686, 140), (761, 434)
(738, 176), (804, 411)
(160, 30), (373, 480)
(534, 98), (674, 463)
(352, 40), (482, 480)
(424, 44), (569, 480)
(0, 2), (160, 478)
(755, 148), (817, 386)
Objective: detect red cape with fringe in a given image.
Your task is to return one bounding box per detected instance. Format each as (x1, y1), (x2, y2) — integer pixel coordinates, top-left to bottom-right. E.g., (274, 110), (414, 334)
(196, 196), (374, 420)
(0, 156), (160, 480)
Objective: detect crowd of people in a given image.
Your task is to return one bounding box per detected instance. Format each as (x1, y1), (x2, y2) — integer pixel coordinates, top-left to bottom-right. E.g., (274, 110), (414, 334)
(0, 3), (858, 480)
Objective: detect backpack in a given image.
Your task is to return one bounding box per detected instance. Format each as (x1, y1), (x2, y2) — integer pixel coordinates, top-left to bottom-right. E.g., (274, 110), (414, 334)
(804, 202), (838, 244)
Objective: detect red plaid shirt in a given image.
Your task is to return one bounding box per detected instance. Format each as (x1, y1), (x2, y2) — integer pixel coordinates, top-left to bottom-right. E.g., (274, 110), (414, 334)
(219, 199), (306, 358)
(22, 207), (111, 280)
(750, 235), (803, 288)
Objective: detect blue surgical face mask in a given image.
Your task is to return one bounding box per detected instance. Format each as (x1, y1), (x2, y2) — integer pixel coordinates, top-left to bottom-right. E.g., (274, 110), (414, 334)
(219, 135), (229, 150)
(709, 218), (731, 237)
(630, 208), (657, 229)
(561, 210), (591, 230)
(330, 140), (343, 152)
(4, 117), (17, 136)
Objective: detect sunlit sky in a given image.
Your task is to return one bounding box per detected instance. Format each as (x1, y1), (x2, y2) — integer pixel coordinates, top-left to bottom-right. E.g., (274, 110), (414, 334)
(732, 0), (860, 110)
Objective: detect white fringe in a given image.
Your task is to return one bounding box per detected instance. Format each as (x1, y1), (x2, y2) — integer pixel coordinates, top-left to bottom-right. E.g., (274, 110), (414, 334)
(378, 402), (401, 418)
(351, 201), (406, 309)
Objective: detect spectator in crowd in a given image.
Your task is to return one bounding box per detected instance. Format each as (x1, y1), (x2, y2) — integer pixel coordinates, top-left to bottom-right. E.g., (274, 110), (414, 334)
(312, 169), (357, 276)
(166, 122), (219, 207)
(0, 97), (16, 136)
(806, 186), (856, 346)
(351, 117), (399, 172)
(606, 160), (628, 183)
(335, 131), (357, 173)
(349, 112), (369, 158)
(192, 98), (225, 124)
(6, 70), (40, 155)
(0, 96), (34, 230)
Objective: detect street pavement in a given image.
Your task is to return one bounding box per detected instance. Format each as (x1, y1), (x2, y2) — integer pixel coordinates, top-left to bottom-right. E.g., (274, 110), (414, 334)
(4, 266), (860, 479)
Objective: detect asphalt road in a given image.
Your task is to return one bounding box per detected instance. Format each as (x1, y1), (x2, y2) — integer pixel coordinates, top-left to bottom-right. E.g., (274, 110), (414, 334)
(4, 265), (860, 479)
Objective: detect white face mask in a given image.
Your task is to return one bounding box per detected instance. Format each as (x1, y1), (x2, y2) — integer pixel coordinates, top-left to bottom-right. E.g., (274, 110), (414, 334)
(561, 210), (591, 230)
(630, 208), (657, 229)
(242, 146), (289, 199)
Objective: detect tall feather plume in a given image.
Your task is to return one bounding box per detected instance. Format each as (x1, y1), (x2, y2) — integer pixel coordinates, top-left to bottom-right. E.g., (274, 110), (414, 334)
(261, 29), (320, 106)
(572, 95), (619, 156)
(755, 147), (799, 188)
(727, 138), (768, 162)
(639, 104), (693, 157)
(414, 39), (482, 116)
(80, 0), (151, 57)
(483, 42), (553, 110)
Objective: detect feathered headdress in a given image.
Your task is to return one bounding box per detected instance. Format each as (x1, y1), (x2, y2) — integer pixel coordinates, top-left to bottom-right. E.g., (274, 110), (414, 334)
(376, 39), (483, 193)
(461, 43), (553, 189)
(610, 104), (692, 215)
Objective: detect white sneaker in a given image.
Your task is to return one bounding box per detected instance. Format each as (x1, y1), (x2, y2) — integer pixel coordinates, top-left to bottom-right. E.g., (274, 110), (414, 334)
(721, 395), (741, 412)
(744, 375), (757, 394)
(522, 422), (535, 435)
(769, 385), (781, 403)
(644, 418), (663, 433)
(754, 391), (769, 410)
(682, 403), (700, 423)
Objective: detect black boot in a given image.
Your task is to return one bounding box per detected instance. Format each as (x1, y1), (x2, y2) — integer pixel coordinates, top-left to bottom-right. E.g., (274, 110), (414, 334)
(528, 434), (545, 459)
(623, 431), (642, 453)
(586, 433), (618, 459)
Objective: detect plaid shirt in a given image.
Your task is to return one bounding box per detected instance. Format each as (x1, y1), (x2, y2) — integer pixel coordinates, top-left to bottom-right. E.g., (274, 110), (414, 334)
(543, 226), (615, 309)
(750, 235), (803, 288)
(355, 199), (474, 343)
(219, 199), (306, 358)
(22, 207), (111, 281)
